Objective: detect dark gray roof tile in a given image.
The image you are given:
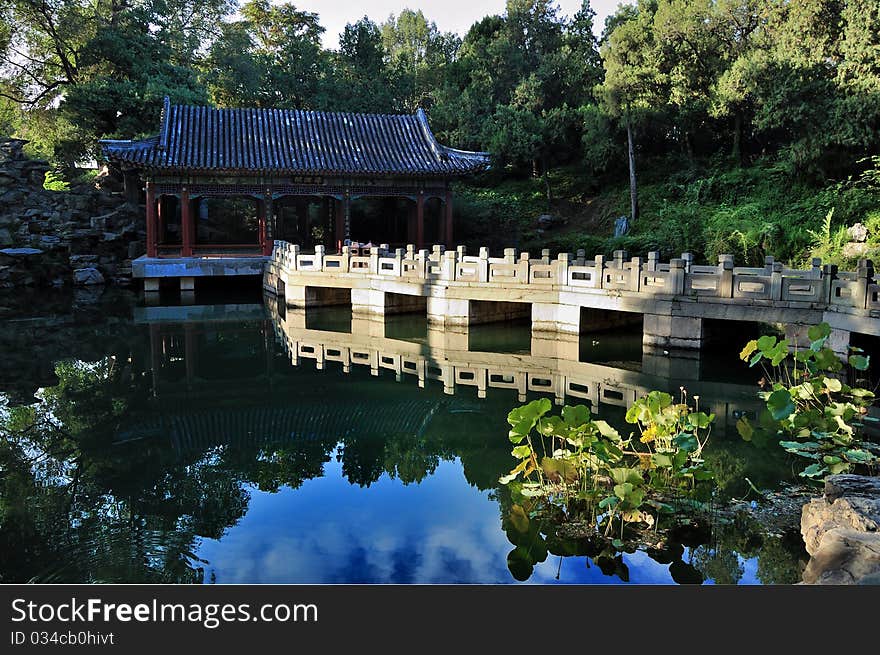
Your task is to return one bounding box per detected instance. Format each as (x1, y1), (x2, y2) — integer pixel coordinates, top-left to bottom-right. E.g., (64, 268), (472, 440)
(100, 98), (490, 177)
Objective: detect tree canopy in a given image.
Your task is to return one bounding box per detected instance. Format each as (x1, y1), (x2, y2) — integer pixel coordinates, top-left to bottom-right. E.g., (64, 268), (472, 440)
(1, 0), (877, 183)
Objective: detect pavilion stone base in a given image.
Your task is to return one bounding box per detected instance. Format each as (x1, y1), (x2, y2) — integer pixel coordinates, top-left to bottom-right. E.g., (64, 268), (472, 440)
(133, 255), (270, 292)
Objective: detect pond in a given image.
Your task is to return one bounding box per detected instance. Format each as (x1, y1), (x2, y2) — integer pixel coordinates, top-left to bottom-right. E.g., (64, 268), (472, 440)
(0, 286), (810, 584)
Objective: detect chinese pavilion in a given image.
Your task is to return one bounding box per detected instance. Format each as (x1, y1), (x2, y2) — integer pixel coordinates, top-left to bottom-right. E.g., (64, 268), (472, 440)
(101, 97), (490, 260)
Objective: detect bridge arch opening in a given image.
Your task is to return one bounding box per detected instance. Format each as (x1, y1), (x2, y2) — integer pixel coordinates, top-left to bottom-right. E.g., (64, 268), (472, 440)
(578, 307), (643, 365)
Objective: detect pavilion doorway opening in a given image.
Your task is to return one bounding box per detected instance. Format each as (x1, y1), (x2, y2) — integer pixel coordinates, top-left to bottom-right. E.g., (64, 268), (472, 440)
(196, 196), (261, 252)
(156, 195), (182, 255)
(275, 196), (334, 249)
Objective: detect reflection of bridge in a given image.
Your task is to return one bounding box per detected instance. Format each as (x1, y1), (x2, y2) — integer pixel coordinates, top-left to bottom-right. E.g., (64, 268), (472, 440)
(123, 303), (474, 449)
(267, 300), (765, 435)
(265, 242), (880, 355)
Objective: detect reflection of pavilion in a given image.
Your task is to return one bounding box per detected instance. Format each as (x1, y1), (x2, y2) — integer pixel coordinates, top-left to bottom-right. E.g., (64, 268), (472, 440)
(266, 298), (765, 435)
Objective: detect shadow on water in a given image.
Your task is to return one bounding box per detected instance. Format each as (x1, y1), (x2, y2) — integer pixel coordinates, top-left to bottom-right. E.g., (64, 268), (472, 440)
(0, 292), (808, 584)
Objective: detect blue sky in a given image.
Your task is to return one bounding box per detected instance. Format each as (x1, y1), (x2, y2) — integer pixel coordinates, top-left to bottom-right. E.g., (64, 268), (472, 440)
(289, 0), (625, 49)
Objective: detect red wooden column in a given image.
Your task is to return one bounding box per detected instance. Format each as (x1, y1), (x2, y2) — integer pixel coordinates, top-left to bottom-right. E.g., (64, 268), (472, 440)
(416, 191), (425, 249)
(181, 187), (193, 256)
(444, 189), (454, 246)
(257, 198), (266, 253)
(263, 190), (274, 256)
(334, 198), (344, 251)
(156, 195), (164, 245)
(343, 191), (351, 243)
(406, 200), (416, 244)
(145, 182), (157, 257)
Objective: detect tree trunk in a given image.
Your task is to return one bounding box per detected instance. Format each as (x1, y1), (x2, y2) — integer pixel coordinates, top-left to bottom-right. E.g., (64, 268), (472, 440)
(627, 118), (638, 224)
(732, 111), (743, 166)
(541, 154), (553, 209)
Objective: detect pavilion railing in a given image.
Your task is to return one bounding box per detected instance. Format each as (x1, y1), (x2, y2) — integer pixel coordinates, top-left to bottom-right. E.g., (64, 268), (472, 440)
(269, 241), (877, 310)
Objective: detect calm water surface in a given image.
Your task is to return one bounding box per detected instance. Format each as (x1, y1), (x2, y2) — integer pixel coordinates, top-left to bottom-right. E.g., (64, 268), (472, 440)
(0, 287), (808, 584)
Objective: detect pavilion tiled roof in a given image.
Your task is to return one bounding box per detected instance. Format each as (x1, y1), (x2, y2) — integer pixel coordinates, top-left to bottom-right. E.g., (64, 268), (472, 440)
(100, 97), (490, 177)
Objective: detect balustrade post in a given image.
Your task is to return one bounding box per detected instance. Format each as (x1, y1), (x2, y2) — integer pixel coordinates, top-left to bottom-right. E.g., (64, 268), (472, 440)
(369, 250), (381, 275)
(670, 258), (685, 295)
(764, 255), (775, 275)
(340, 245), (350, 273)
(576, 249), (586, 266)
(630, 256), (642, 291)
(478, 247), (490, 282)
(440, 249), (457, 282)
(810, 257), (822, 279)
(541, 248), (551, 265)
(504, 247), (517, 264)
(314, 244), (325, 271)
(290, 244), (300, 272)
(613, 250), (627, 270)
(718, 254), (734, 298)
(770, 261), (783, 300)
(857, 259), (874, 309)
(680, 252), (693, 274)
(518, 252), (530, 282)
(417, 249), (429, 279)
(647, 251), (660, 272)
(394, 248), (405, 277)
(822, 264), (838, 304)
(456, 245), (467, 259)
(556, 252), (571, 286)
(594, 255), (605, 289)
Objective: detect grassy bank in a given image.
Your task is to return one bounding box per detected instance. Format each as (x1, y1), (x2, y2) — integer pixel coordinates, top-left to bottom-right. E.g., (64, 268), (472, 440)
(455, 158), (880, 268)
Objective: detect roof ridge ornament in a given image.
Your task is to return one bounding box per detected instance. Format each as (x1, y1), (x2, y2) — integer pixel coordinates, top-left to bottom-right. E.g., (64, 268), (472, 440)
(414, 108), (446, 161)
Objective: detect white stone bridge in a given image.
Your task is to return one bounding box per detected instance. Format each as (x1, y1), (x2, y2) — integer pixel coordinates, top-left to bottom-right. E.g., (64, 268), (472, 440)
(264, 241), (880, 353)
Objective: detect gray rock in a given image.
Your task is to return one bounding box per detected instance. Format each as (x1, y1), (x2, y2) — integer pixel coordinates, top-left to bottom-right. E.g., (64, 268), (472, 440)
(0, 247), (43, 257)
(802, 529), (880, 584)
(801, 474), (880, 584)
(537, 214), (565, 229)
(69, 254), (98, 268)
(73, 266), (104, 286)
(848, 222), (869, 243)
(128, 241), (145, 259)
(842, 242), (870, 259)
(614, 215), (630, 237)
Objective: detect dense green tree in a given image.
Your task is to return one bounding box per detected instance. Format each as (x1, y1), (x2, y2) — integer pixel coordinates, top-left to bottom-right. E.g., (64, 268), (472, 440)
(331, 17), (395, 113)
(205, 0), (328, 110)
(595, 1), (663, 222)
(379, 8), (459, 111)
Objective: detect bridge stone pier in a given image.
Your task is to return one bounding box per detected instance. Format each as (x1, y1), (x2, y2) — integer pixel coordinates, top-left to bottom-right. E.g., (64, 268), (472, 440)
(264, 242), (880, 357)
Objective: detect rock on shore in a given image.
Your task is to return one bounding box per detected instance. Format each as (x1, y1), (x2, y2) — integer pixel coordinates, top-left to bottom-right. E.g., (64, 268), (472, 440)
(801, 475), (880, 584)
(0, 138), (142, 289)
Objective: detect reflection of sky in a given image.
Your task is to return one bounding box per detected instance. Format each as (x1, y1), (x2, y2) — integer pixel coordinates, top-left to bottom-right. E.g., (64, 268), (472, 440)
(193, 452), (762, 585)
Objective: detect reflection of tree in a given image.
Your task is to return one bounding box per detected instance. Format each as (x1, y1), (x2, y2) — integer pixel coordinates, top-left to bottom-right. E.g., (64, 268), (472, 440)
(383, 436), (440, 485)
(0, 355), (338, 582)
(1, 348), (522, 582)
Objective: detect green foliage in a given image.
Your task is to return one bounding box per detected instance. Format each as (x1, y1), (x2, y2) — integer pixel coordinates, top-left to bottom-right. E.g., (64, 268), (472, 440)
(42, 170), (69, 192)
(500, 391), (714, 540)
(737, 323), (879, 481)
